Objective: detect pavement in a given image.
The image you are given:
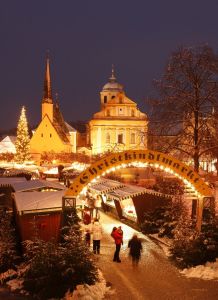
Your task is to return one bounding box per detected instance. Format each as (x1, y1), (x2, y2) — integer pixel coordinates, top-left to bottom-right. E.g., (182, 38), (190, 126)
(95, 212), (218, 300)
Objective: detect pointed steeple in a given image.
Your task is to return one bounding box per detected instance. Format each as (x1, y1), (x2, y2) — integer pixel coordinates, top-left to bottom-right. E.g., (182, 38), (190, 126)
(109, 64), (116, 83)
(42, 53), (53, 103)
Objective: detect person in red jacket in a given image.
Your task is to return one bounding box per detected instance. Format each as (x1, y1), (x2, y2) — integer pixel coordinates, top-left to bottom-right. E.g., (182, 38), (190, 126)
(111, 226), (123, 262)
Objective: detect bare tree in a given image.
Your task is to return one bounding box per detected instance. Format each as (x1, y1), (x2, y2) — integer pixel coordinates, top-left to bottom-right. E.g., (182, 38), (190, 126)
(149, 45), (218, 173)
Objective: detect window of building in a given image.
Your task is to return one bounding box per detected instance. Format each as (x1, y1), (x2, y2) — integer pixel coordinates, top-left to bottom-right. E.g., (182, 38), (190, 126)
(131, 109), (135, 117)
(106, 133), (110, 144)
(104, 96), (107, 103)
(107, 110), (110, 116)
(131, 133), (136, 144)
(119, 108), (124, 115)
(50, 134), (52, 138)
(41, 133), (43, 138)
(118, 133), (123, 144)
(111, 95), (115, 99)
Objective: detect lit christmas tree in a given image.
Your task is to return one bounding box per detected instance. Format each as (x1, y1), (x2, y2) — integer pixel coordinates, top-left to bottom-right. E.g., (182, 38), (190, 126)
(15, 106), (31, 163)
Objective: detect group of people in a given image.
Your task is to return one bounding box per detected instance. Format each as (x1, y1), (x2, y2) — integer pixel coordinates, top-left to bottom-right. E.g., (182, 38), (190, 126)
(83, 215), (143, 266)
(111, 226), (142, 266)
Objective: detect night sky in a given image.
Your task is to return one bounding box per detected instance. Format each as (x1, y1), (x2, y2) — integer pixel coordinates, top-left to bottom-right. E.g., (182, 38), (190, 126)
(1, 0), (218, 130)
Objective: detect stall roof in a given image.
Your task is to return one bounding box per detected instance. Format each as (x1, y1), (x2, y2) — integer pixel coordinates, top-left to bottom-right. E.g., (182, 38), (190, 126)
(14, 191), (65, 214)
(107, 184), (172, 200)
(0, 177), (27, 185)
(89, 179), (125, 194)
(0, 178), (65, 192)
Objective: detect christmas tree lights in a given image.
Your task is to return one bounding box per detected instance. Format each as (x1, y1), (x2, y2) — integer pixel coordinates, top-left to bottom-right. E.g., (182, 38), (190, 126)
(15, 106), (31, 163)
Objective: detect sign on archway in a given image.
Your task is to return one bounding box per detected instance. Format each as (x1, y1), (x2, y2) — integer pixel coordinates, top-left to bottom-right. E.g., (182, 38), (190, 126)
(65, 150), (212, 198)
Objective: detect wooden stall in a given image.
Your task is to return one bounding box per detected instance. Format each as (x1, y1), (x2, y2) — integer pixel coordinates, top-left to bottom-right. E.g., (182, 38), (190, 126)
(13, 190), (65, 243)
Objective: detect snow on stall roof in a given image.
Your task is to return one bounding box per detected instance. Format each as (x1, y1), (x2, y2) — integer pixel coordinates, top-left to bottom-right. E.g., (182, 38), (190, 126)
(14, 190), (65, 213)
(12, 179), (66, 192)
(0, 178), (65, 192)
(0, 177), (27, 185)
(14, 189), (85, 213)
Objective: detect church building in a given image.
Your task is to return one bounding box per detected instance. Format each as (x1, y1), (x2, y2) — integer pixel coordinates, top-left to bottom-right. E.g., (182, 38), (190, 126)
(87, 67), (148, 155)
(30, 58), (77, 159)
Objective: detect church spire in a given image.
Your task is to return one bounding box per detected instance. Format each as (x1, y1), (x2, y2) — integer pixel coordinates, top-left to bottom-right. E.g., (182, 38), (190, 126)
(42, 53), (53, 103)
(109, 64), (116, 83)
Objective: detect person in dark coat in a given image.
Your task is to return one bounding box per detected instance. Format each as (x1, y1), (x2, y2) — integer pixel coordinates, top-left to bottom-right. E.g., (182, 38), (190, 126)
(111, 226), (123, 262)
(128, 234), (142, 266)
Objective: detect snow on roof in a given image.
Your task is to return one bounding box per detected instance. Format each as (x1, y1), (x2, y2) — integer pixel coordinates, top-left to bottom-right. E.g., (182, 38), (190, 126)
(0, 177), (27, 185)
(0, 135), (16, 153)
(65, 122), (77, 132)
(89, 179), (125, 194)
(0, 178), (65, 192)
(14, 190), (65, 213)
(12, 179), (66, 192)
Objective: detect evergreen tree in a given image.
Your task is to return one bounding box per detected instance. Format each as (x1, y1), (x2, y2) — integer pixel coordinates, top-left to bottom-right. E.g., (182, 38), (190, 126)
(0, 209), (20, 272)
(15, 106), (31, 163)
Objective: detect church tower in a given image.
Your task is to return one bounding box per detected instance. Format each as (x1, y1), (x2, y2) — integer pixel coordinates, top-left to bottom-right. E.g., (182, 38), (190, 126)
(100, 65), (124, 110)
(41, 56), (53, 122)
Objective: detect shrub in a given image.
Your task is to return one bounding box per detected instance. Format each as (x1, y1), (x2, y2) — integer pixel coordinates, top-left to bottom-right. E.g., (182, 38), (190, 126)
(170, 215), (218, 268)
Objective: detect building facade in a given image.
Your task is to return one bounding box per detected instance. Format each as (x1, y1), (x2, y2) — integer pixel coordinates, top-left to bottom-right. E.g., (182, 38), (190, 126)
(30, 58), (77, 159)
(88, 67), (148, 155)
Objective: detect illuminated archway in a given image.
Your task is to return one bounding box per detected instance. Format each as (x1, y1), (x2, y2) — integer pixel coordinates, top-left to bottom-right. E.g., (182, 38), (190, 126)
(64, 150), (213, 231)
(65, 150), (212, 198)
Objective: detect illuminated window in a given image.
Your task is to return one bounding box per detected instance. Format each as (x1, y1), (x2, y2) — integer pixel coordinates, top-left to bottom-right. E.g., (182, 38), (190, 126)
(131, 133), (135, 144)
(106, 133), (110, 143)
(104, 96), (107, 103)
(118, 134), (123, 144)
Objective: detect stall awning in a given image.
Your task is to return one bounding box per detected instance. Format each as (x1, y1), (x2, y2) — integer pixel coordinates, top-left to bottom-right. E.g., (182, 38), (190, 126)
(107, 184), (172, 201)
(89, 179), (125, 194)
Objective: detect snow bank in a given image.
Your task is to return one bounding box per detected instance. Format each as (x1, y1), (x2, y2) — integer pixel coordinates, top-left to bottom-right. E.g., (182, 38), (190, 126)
(64, 270), (114, 300)
(181, 259), (218, 280)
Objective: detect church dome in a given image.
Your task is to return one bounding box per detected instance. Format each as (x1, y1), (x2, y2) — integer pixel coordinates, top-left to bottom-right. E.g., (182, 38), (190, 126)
(102, 66), (124, 92)
(102, 81), (123, 91)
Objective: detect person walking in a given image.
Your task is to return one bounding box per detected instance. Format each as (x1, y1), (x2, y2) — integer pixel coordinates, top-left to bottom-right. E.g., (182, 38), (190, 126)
(91, 218), (103, 254)
(128, 234), (142, 267)
(111, 226), (123, 262)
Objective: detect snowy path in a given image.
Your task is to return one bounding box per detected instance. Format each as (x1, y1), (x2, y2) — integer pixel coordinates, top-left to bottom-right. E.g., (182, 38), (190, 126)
(96, 212), (218, 300)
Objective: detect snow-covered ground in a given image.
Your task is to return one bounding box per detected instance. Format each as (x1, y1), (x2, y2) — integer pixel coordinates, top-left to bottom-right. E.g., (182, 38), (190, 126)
(181, 259), (218, 280)
(150, 233), (218, 281)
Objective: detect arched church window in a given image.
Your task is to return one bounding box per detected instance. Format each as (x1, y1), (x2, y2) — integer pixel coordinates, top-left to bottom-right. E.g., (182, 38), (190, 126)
(104, 96), (107, 103)
(131, 133), (136, 144)
(106, 133), (110, 144)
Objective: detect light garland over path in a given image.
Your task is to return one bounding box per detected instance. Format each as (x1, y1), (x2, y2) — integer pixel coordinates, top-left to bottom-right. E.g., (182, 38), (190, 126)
(65, 150), (212, 198)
